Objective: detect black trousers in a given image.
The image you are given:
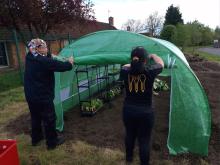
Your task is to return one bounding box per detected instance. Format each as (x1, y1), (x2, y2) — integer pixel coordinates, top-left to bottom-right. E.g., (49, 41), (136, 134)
(27, 101), (58, 147)
(123, 104), (154, 165)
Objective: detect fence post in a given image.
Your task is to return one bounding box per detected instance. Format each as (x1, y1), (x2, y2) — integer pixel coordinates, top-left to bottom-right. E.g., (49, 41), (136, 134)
(12, 29), (23, 84)
(68, 33), (71, 45)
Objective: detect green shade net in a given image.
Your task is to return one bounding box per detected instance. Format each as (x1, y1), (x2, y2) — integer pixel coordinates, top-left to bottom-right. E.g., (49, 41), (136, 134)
(54, 30), (211, 156)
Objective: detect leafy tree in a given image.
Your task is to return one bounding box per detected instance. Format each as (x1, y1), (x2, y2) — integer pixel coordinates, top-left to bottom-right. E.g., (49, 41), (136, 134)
(164, 4), (183, 26)
(200, 26), (214, 45)
(173, 23), (190, 50)
(185, 21), (202, 52)
(161, 19), (213, 51)
(0, 0), (95, 40)
(160, 25), (177, 43)
(186, 20), (214, 46)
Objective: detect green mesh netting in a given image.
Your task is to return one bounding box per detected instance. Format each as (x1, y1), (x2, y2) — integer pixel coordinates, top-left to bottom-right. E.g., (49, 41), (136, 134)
(54, 30), (211, 156)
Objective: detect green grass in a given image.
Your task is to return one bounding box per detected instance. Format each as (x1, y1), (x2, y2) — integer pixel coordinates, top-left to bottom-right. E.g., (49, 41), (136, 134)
(0, 70), (24, 109)
(0, 87), (25, 109)
(0, 133), (125, 165)
(184, 46), (220, 62)
(0, 70), (23, 92)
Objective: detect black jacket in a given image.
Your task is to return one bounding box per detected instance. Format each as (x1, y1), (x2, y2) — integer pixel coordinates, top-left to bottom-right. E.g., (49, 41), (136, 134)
(24, 52), (72, 103)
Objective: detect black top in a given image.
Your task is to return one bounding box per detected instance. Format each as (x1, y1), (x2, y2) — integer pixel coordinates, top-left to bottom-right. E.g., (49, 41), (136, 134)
(120, 64), (163, 106)
(24, 52), (73, 103)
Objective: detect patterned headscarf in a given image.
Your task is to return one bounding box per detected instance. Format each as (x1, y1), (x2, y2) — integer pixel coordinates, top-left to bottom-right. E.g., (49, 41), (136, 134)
(28, 38), (47, 55)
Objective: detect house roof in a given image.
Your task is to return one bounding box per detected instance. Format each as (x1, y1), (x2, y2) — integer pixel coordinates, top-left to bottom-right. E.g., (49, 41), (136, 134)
(0, 20), (117, 42)
(55, 20), (117, 39)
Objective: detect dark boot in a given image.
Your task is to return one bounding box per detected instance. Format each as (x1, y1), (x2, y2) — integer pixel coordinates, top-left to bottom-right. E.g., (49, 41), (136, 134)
(47, 136), (65, 150)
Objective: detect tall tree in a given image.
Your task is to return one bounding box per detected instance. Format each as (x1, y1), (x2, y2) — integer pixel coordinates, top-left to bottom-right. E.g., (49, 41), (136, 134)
(144, 12), (163, 37)
(173, 23), (190, 50)
(185, 21), (202, 52)
(164, 4), (183, 26)
(0, 0), (95, 41)
(160, 25), (177, 43)
(121, 19), (144, 33)
(200, 26), (214, 45)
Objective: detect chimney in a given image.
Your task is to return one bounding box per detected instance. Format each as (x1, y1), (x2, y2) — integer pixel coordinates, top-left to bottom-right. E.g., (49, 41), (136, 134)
(127, 26), (131, 31)
(109, 17), (114, 26)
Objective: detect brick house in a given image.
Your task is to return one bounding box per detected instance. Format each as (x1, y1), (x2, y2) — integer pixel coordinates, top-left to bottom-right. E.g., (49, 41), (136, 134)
(0, 17), (116, 69)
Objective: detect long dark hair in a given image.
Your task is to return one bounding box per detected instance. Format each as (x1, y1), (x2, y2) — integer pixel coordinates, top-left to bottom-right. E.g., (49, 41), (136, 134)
(130, 46), (148, 75)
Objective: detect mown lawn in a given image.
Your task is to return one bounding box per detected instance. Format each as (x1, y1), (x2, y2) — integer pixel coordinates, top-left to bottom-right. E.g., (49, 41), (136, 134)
(0, 70), (23, 92)
(0, 70), (24, 109)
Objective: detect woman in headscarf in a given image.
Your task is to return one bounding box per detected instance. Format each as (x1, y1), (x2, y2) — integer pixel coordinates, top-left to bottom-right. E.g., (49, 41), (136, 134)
(24, 38), (74, 150)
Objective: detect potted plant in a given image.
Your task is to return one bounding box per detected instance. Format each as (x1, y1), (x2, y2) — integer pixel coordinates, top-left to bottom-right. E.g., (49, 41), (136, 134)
(103, 86), (122, 101)
(153, 78), (169, 95)
(108, 68), (120, 75)
(81, 98), (103, 116)
(112, 86), (121, 96)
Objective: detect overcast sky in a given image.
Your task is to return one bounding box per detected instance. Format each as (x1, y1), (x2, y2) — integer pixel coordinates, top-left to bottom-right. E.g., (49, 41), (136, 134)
(92, 0), (220, 30)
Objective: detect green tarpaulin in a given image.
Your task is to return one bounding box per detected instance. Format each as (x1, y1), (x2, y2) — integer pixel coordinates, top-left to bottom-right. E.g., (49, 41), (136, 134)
(54, 30), (211, 156)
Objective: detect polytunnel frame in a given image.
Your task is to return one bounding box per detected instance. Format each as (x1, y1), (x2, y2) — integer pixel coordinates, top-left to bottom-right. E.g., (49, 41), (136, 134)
(55, 30), (211, 156)
(151, 37), (211, 155)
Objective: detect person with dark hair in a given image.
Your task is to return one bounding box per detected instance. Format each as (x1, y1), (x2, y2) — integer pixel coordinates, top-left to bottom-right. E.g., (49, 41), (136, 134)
(24, 39), (74, 150)
(120, 46), (164, 165)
